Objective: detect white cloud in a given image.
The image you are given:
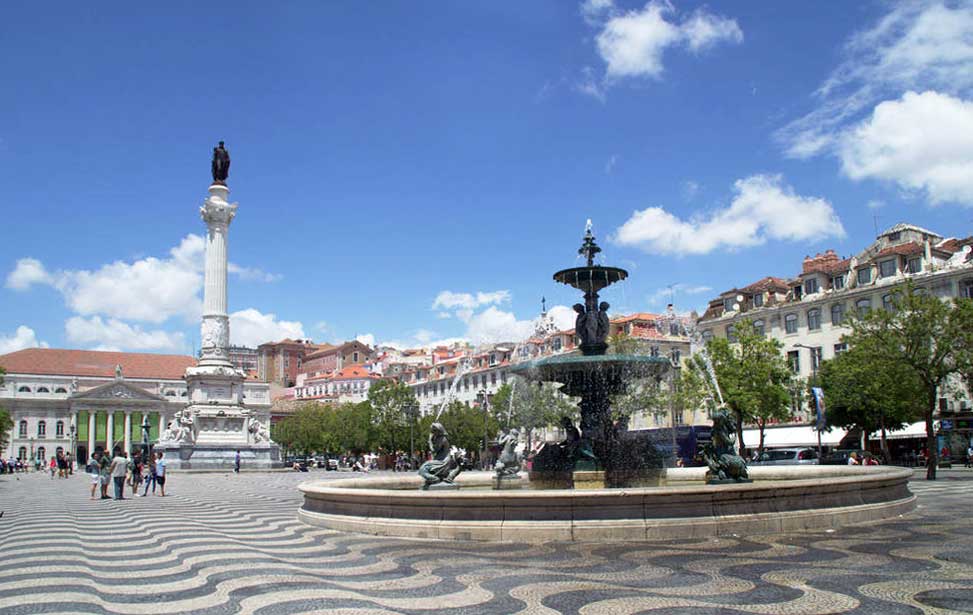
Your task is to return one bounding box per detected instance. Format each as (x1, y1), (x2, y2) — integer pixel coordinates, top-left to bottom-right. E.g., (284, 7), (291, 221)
(355, 333), (376, 347)
(227, 263), (282, 283)
(613, 174), (845, 255)
(0, 325), (49, 354)
(581, 0), (614, 24)
(839, 90), (973, 205)
(7, 234), (281, 323)
(229, 308), (305, 347)
(432, 290), (511, 311)
(5, 258), (52, 290)
(466, 306), (538, 345)
(314, 321), (330, 333)
(646, 283), (713, 306)
(779, 1), (973, 159)
(866, 199), (886, 210)
(65, 316), (185, 353)
(590, 1), (742, 85)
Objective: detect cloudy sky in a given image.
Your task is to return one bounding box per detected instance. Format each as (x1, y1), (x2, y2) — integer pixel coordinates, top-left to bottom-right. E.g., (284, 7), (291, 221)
(1, 1), (971, 355)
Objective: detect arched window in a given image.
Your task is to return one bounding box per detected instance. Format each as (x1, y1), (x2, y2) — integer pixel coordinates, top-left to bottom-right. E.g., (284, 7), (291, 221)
(55, 387), (67, 394)
(37, 387), (50, 393)
(856, 298), (872, 315)
(17, 386), (30, 393)
(18, 447), (27, 461)
(37, 421), (46, 437)
(784, 313), (798, 334)
(56, 446), (63, 456)
(56, 421), (64, 437)
(37, 446), (46, 461)
(752, 320), (765, 336)
(831, 303), (845, 326)
(882, 293), (896, 312)
(18, 420), (27, 437)
(807, 308), (821, 331)
(165, 390), (176, 397)
(726, 326), (737, 342)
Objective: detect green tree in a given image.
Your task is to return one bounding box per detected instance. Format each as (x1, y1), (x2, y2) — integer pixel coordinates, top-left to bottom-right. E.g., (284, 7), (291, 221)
(367, 379), (417, 454)
(843, 282), (973, 479)
(0, 368), (11, 450)
(334, 401), (378, 454)
(707, 319), (794, 455)
(491, 378), (576, 451)
(435, 399), (501, 460)
(271, 403), (330, 457)
(816, 347), (924, 462)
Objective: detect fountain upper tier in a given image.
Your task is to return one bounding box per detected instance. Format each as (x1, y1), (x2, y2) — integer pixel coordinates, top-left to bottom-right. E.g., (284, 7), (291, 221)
(554, 223), (628, 294)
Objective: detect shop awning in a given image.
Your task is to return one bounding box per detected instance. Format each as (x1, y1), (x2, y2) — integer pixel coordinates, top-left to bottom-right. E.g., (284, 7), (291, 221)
(742, 425), (847, 448)
(870, 421), (928, 441)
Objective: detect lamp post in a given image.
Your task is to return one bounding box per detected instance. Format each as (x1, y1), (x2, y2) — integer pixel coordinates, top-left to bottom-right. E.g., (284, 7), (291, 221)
(69, 423), (76, 473)
(478, 389), (489, 470)
(405, 403), (418, 470)
(793, 343), (823, 462)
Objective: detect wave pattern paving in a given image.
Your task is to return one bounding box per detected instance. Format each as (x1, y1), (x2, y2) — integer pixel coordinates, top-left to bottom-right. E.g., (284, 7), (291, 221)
(0, 470), (971, 614)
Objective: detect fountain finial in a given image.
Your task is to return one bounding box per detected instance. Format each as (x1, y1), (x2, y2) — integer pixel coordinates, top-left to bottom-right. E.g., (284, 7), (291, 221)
(579, 223), (601, 266)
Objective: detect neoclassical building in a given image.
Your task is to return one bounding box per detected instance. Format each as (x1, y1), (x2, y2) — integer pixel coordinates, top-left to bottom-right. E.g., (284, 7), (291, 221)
(1, 348), (271, 465)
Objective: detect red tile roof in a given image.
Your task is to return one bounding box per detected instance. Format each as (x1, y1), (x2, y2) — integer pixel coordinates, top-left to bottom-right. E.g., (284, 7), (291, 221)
(0, 348), (196, 379)
(871, 242), (924, 259)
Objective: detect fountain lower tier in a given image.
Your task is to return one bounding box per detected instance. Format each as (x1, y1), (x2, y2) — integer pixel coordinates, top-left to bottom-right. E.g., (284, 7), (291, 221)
(510, 354), (672, 480)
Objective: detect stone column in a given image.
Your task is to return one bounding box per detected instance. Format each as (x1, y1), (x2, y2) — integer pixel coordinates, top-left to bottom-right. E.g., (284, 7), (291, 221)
(197, 184), (236, 368)
(106, 411), (114, 453)
(158, 412), (166, 437)
(88, 412), (95, 454)
(123, 412), (132, 454)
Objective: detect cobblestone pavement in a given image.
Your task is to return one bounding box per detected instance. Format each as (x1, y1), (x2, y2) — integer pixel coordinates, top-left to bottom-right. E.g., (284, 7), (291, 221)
(1, 469), (971, 614)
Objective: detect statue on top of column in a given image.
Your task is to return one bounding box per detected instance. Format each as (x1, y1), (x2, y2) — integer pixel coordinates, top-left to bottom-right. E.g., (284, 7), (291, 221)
(211, 141), (231, 184)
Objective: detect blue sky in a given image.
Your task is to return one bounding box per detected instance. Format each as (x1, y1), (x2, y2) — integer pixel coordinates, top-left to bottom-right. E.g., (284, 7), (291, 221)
(1, 1), (970, 354)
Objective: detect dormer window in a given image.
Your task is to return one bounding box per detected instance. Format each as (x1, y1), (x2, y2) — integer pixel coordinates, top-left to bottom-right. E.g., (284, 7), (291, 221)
(831, 274), (845, 290)
(804, 278), (819, 295)
(879, 260), (896, 278)
(907, 257), (922, 274)
(752, 293), (763, 308)
(723, 297), (735, 312)
(888, 231), (901, 241)
(857, 268), (872, 285)
(792, 285), (803, 300)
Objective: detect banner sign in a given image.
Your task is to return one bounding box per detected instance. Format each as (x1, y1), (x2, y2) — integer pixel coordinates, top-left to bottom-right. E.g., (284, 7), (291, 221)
(811, 387), (827, 432)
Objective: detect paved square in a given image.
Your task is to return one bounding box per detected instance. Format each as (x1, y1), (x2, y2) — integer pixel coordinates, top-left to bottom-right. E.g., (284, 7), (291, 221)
(1, 470), (971, 614)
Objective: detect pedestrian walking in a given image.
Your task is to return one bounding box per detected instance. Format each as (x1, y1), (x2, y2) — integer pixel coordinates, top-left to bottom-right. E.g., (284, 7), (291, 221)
(234, 450), (241, 474)
(155, 451), (167, 496)
(99, 450), (112, 499)
(130, 453), (143, 493)
(57, 452), (67, 478)
(65, 452), (73, 475)
(49, 456), (57, 479)
(86, 452), (101, 500)
(140, 455), (157, 497)
(966, 444), (973, 469)
(110, 451), (128, 500)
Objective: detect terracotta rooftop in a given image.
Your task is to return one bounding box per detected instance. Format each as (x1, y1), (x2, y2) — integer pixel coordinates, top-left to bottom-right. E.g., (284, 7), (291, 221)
(871, 242), (925, 259)
(740, 276), (791, 294)
(0, 348), (196, 380)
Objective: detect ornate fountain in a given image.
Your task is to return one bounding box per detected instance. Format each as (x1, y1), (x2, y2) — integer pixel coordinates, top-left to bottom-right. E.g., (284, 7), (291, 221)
(510, 222), (671, 488)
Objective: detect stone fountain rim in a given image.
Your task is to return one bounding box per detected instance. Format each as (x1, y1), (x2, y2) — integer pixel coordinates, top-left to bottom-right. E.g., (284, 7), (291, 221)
(508, 353), (672, 374)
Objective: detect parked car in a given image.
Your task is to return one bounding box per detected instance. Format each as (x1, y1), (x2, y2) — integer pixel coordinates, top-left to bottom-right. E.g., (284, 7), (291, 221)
(750, 447), (818, 465)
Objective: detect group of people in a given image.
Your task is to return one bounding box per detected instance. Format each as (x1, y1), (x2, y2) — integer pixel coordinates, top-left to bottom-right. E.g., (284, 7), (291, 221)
(48, 451), (74, 478)
(0, 457), (28, 473)
(85, 450), (167, 500)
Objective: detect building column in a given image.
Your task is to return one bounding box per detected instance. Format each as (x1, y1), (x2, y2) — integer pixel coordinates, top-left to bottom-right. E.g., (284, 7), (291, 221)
(87, 412), (95, 456)
(106, 411), (114, 453)
(158, 412), (166, 437)
(123, 412), (132, 454)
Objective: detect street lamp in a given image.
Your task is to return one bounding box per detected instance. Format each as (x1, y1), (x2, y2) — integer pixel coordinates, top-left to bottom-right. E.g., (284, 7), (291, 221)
(478, 389), (489, 470)
(793, 343), (823, 462)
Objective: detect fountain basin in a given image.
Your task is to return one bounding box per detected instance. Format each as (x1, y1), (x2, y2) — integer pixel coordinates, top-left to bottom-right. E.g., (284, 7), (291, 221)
(298, 466), (915, 543)
(509, 354), (670, 396)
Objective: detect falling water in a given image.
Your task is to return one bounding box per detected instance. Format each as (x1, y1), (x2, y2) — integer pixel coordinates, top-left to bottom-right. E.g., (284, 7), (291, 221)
(684, 319), (725, 406)
(434, 354), (474, 420)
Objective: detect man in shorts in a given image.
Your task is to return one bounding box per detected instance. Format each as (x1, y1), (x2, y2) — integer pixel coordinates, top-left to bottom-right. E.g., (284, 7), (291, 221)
(87, 452), (102, 500)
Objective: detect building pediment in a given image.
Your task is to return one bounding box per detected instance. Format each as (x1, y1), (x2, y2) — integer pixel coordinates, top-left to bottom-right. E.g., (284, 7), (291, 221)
(70, 380), (166, 403)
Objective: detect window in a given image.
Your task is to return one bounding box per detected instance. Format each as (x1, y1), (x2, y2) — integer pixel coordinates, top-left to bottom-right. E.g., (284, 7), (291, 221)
(489, 353), (497, 366)
(793, 285), (803, 300)
(882, 293), (896, 312)
(907, 257), (922, 274)
(353, 352), (359, 362)
(856, 298), (871, 315)
(804, 278), (819, 295)
(650, 346), (660, 357)
(784, 313), (798, 334)
(831, 274), (845, 290)
(726, 326), (737, 343)
(888, 231), (901, 241)
(807, 308), (821, 330)
(752, 293), (763, 308)
(879, 260), (896, 278)
(669, 322), (680, 336)
(17, 386), (30, 393)
(834, 343), (848, 354)
(670, 348), (681, 363)
(19, 420), (27, 437)
(553, 337), (562, 351)
(961, 279), (973, 299)
(37, 447), (45, 461)
(787, 350), (800, 374)
(37, 421), (46, 437)
(18, 447), (26, 461)
(831, 303), (845, 326)
(810, 347), (823, 371)
(37, 387), (49, 393)
(857, 268), (872, 285)
(753, 320), (765, 337)
(723, 297), (735, 312)
(55, 387), (67, 394)
(701, 330), (713, 343)
(56, 421), (64, 437)
(491, 372), (497, 385)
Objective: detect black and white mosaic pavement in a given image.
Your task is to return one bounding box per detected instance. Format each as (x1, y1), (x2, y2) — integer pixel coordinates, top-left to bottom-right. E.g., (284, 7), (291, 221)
(1, 469), (971, 614)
